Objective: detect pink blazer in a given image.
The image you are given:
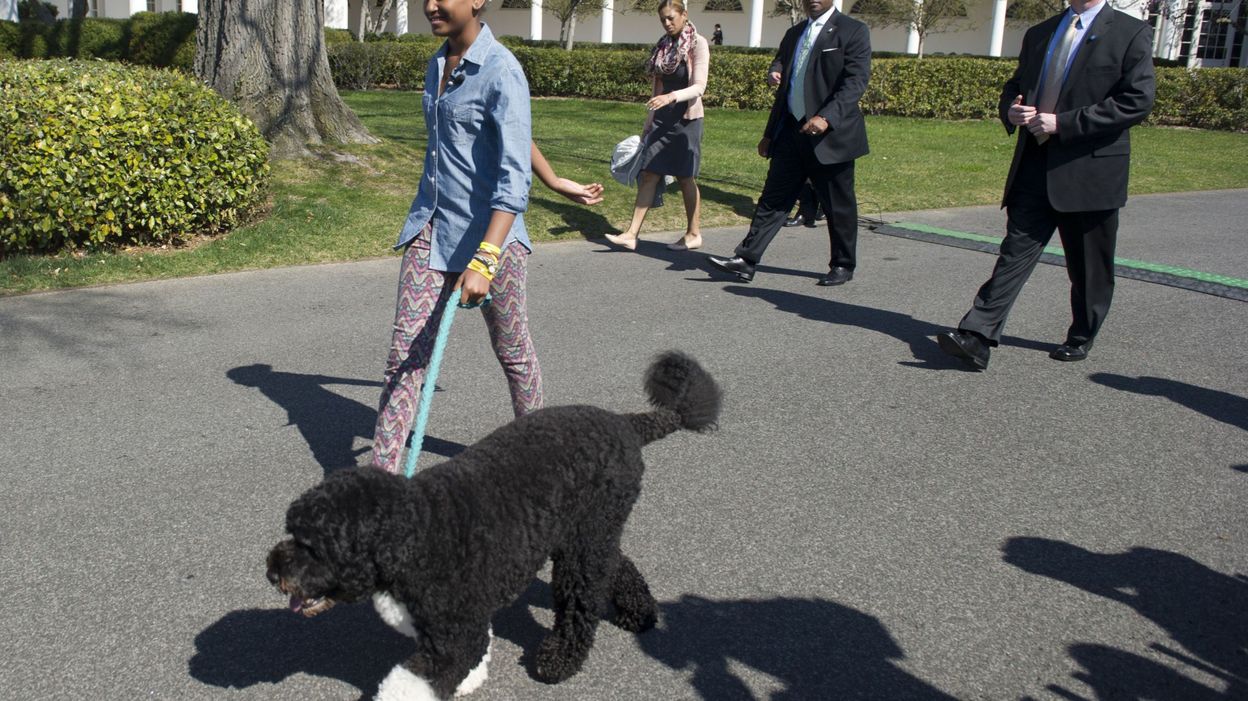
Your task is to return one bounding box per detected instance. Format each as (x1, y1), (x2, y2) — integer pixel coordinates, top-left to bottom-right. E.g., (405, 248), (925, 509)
(651, 33), (709, 121)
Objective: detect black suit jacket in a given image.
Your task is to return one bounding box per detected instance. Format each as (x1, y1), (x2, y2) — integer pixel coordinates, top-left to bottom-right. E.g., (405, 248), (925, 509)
(765, 10), (871, 165)
(1000, 7), (1155, 212)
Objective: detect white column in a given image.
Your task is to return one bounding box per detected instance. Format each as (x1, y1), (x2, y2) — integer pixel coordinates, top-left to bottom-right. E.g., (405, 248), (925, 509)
(988, 0), (1007, 56)
(530, 0), (543, 40)
(129, 0), (146, 15)
(325, 0), (350, 29)
(395, 0), (408, 35)
(0, 0), (18, 23)
(906, 26), (920, 54)
(905, 0), (922, 54)
(748, 0), (763, 47)
(601, 0), (614, 43)
(181, 0), (197, 13)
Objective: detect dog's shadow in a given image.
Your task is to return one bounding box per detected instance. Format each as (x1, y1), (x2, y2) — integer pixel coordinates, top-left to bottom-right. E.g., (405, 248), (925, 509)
(191, 588), (953, 699)
(188, 603), (415, 700)
(636, 594), (956, 700)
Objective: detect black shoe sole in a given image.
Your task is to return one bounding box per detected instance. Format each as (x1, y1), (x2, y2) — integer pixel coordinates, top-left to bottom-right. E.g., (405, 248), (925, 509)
(937, 333), (988, 370)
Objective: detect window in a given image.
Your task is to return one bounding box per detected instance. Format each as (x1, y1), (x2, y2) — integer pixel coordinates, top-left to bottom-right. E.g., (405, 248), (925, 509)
(147, 0), (157, 11)
(89, 0), (98, 18)
(1196, 9), (1231, 59)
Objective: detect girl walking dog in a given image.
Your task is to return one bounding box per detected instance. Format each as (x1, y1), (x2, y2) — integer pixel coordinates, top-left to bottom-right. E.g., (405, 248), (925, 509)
(371, 0), (544, 473)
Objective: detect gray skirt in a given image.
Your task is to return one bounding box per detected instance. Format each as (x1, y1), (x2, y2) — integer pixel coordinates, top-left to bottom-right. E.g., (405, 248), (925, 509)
(640, 115), (703, 179)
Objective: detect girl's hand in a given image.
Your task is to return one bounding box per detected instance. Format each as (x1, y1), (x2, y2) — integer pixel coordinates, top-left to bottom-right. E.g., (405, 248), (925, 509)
(553, 178), (604, 205)
(454, 268), (492, 306)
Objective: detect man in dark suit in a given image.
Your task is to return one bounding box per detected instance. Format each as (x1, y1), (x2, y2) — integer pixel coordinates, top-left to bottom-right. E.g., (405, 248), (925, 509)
(938, 0), (1155, 369)
(708, 0), (870, 286)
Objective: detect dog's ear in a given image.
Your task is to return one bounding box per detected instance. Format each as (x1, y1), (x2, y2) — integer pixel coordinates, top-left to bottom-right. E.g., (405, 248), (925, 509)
(284, 471), (380, 599)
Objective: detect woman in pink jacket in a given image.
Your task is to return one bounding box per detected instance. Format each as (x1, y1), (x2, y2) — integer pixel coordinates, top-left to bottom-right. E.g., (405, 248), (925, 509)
(606, 0), (709, 252)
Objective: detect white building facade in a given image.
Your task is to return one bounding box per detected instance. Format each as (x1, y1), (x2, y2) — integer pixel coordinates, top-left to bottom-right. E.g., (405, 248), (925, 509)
(29, 0), (1248, 67)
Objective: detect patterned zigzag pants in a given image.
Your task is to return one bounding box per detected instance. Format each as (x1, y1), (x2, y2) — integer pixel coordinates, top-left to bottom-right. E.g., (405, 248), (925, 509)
(371, 227), (544, 473)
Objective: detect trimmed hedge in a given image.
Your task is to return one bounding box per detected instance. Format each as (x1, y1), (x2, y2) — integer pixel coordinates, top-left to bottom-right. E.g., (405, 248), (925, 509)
(3, 18), (1244, 131)
(326, 40), (1246, 130)
(0, 59), (270, 253)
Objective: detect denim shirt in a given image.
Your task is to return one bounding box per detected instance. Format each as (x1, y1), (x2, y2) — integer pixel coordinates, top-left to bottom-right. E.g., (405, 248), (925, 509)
(395, 23), (532, 271)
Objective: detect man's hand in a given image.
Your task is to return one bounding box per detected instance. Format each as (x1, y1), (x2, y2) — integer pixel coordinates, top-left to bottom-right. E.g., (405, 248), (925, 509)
(1007, 95), (1036, 127)
(767, 70), (782, 86)
(1026, 112), (1059, 136)
(757, 137), (772, 158)
(800, 115), (829, 136)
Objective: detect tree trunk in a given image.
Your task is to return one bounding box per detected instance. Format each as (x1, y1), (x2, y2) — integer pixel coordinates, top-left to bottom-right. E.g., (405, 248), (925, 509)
(367, 0), (396, 34)
(71, 0), (87, 19)
(355, 0), (367, 41)
(195, 0), (378, 159)
(564, 14), (577, 51)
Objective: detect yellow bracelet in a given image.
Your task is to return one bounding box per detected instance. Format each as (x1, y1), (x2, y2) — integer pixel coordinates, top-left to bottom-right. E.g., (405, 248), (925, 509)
(467, 258), (496, 281)
(477, 241), (502, 256)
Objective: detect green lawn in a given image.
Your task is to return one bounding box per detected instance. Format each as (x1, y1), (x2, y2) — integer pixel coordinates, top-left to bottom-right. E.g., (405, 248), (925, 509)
(3, 92), (1246, 295)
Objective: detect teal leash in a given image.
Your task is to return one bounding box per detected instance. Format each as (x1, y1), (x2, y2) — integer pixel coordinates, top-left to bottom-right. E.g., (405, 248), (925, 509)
(402, 294), (490, 479)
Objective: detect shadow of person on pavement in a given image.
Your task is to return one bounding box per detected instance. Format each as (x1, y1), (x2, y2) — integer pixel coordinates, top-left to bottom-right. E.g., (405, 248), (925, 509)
(637, 594), (957, 700)
(227, 364), (465, 475)
(188, 603), (414, 700)
(1043, 643), (1230, 701)
(1088, 373), (1248, 432)
(1002, 537), (1248, 699)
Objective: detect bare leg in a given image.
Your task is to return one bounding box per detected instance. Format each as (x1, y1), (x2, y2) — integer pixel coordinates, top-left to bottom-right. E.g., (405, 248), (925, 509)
(667, 176), (702, 250)
(605, 171), (662, 251)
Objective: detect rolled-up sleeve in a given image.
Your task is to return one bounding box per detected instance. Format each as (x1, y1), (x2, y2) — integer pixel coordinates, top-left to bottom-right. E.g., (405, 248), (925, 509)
(490, 65), (532, 215)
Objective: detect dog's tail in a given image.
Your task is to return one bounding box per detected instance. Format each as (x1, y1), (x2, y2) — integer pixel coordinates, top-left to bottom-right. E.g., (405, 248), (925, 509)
(629, 351), (722, 445)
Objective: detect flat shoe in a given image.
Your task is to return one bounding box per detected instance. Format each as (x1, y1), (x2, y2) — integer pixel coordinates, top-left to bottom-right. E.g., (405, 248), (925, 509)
(604, 233), (637, 251)
(667, 236), (702, 251)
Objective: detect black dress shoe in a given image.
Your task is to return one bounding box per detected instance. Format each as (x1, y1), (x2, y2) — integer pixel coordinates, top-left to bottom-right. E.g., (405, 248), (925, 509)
(816, 266), (853, 286)
(1050, 340), (1093, 362)
(783, 215), (805, 228)
(937, 329), (990, 370)
(804, 212), (821, 228)
(707, 255), (756, 282)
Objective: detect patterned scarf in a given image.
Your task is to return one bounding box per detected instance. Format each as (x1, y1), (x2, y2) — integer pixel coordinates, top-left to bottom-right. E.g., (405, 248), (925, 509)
(647, 21), (698, 76)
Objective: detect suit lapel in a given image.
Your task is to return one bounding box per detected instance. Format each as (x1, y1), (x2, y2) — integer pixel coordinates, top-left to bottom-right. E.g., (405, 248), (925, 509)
(1026, 13), (1065, 104)
(805, 11), (839, 97)
(1060, 8), (1114, 103)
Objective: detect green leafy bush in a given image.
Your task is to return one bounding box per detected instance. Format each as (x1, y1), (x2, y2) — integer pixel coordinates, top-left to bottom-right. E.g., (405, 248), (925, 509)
(0, 59), (270, 254)
(327, 40), (434, 90)
(322, 39), (1247, 131)
(127, 11), (197, 70)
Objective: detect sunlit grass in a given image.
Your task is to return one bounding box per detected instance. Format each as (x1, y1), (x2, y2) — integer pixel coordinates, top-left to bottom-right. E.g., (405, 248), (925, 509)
(3, 91), (1245, 295)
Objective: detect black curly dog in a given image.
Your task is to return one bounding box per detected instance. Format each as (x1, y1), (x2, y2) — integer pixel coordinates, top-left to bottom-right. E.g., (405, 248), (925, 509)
(266, 351), (721, 700)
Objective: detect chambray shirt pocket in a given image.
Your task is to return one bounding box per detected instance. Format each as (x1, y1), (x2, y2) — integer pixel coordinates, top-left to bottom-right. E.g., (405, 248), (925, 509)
(442, 101), (482, 145)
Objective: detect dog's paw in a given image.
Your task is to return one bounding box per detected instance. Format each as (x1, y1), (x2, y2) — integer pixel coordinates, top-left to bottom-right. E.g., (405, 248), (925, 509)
(533, 633), (588, 685)
(376, 665), (440, 701)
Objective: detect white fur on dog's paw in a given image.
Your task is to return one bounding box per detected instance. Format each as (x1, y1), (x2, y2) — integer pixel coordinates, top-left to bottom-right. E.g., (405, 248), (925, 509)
(373, 592), (419, 640)
(454, 626), (494, 697)
(376, 665), (439, 701)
